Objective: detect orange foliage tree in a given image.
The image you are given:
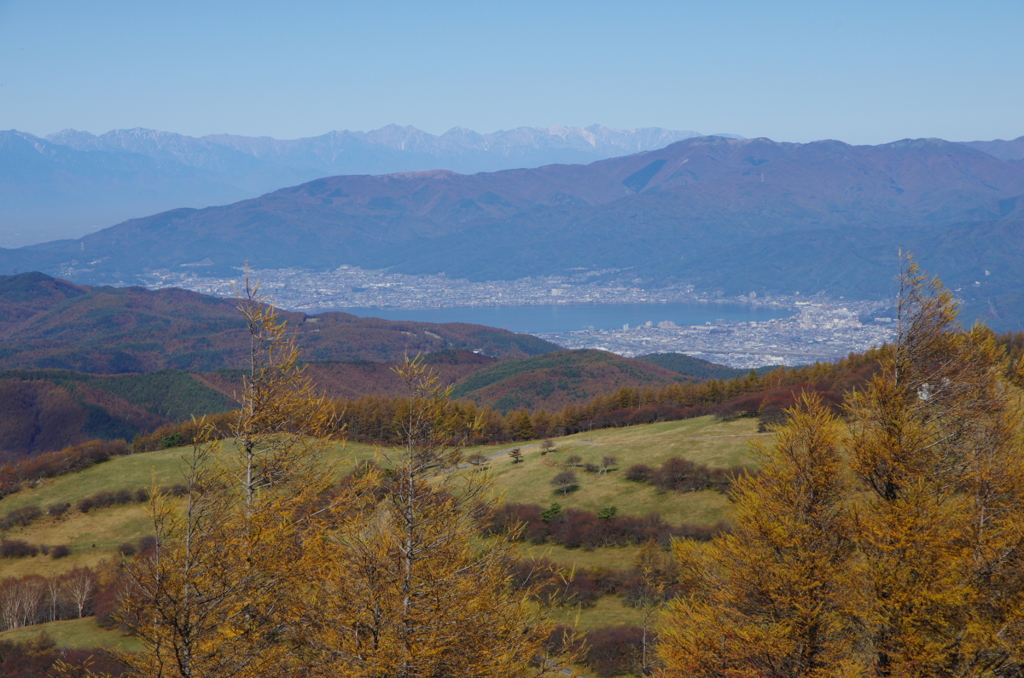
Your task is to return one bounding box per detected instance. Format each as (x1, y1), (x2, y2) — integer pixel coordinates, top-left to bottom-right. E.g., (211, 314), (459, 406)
(114, 279), (575, 678)
(659, 256), (1024, 678)
(300, 355), (576, 677)
(115, 277), (373, 678)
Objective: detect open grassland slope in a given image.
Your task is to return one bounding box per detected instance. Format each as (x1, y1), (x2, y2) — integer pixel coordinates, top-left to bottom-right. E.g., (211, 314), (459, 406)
(0, 415), (756, 580)
(0, 415), (759, 676)
(484, 416), (757, 522)
(0, 616), (139, 651)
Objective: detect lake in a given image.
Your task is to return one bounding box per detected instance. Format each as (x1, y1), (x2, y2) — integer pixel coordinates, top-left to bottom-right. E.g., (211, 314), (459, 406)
(332, 302), (793, 335)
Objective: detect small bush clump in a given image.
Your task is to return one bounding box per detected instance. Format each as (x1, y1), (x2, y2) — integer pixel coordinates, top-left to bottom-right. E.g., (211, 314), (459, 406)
(76, 484), (187, 513)
(624, 457), (756, 494)
(485, 503), (728, 550)
(0, 505), (42, 531)
(46, 502), (71, 518)
(0, 539), (39, 558)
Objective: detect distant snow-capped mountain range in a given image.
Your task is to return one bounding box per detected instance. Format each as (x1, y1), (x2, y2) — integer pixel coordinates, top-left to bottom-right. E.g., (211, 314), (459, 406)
(46, 124), (722, 174)
(0, 124), (736, 247)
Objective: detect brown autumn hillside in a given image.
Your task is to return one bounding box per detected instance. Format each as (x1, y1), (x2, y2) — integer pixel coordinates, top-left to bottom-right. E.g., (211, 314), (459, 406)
(0, 369), (235, 459)
(449, 349), (691, 412)
(0, 347), (717, 457)
(196, 349), (500, 403)
(0, 272), (558, 373)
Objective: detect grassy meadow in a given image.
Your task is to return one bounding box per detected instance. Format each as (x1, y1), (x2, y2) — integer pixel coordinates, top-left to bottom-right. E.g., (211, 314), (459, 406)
(0, 616), (140, 652)
(0, 414), (765, 676)
(482, 415), (761, 525)
(0, 414), (763, 586)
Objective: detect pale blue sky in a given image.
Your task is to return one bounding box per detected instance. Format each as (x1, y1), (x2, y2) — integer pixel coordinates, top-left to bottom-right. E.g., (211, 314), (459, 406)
(1, 0), (1021, 144)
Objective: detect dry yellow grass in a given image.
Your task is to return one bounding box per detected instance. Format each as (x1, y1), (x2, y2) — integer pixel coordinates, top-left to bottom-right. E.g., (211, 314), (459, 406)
(0, 504), (151, 578)
(517, 543), (645, 571)
(0, 440), (377, 579)
(0, 439), (380, 517)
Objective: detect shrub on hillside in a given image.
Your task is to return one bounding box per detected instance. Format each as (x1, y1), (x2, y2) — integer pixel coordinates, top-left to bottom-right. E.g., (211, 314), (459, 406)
(0, 636), (128, 678)
(46, 502), (71, 518)
(757, 405), (789, 431)
(76, 484), (184, 513)
(484, 503), (727, 550)
(585, 626), (651, 677)
(624, 457), (757, 495)
(0, 505), (41, 531)
(551, 470), (579, 495)
(0, 540), (38, 558)
(624, 463), (654, 482)
(159, 432), (186, 449)
(50, 544), (70, 559)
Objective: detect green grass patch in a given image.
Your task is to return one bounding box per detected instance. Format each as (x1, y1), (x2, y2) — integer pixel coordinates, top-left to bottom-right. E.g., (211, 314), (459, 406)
(551, 594), (647, 631)
(480, 416), (760, 525)
(0, 616), (141, 651)
(0, 439), (382, 578)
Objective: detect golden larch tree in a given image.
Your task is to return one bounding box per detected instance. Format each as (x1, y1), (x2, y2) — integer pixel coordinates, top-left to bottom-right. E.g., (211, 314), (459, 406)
(658, 393), (863, 678)
(845, 257), (1024, 677)
(115, 276), (375, 678)
(299, 355), (575, 677)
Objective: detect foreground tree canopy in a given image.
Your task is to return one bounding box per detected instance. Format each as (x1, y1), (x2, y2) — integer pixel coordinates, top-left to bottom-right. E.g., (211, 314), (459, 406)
(112, 277), (575, 678)
(65, 259), (1024, 678)
(658, 257), (1024, 678)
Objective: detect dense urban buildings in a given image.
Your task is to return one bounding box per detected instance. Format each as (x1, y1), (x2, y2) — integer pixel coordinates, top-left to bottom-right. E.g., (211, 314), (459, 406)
(146, 265), (895, 368)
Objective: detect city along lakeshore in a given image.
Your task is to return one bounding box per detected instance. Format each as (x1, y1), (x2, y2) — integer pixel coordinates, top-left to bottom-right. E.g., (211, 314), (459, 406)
(144, 264), (897, 369)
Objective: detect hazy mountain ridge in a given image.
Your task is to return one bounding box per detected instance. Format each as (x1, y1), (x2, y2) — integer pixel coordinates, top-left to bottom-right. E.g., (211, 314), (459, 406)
(4, 135), (1022, 306)
(0, 130), (251, 246)
(67, 124), (706, 169)
(0, 124), (710, 247)
(4, 132), (1024, 328)
(960, 135), (1024, 161)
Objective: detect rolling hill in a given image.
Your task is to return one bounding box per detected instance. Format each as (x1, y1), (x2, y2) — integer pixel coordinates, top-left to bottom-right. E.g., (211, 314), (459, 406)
(449, 349), (690, 412)
(0, 415), (757, 580)
(0, 370), (235, 459)
(635, 353), (763, 380)
(0, 346), (750, 456)
(2, 272), (766, 457)
(0, 272), (558, 373)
